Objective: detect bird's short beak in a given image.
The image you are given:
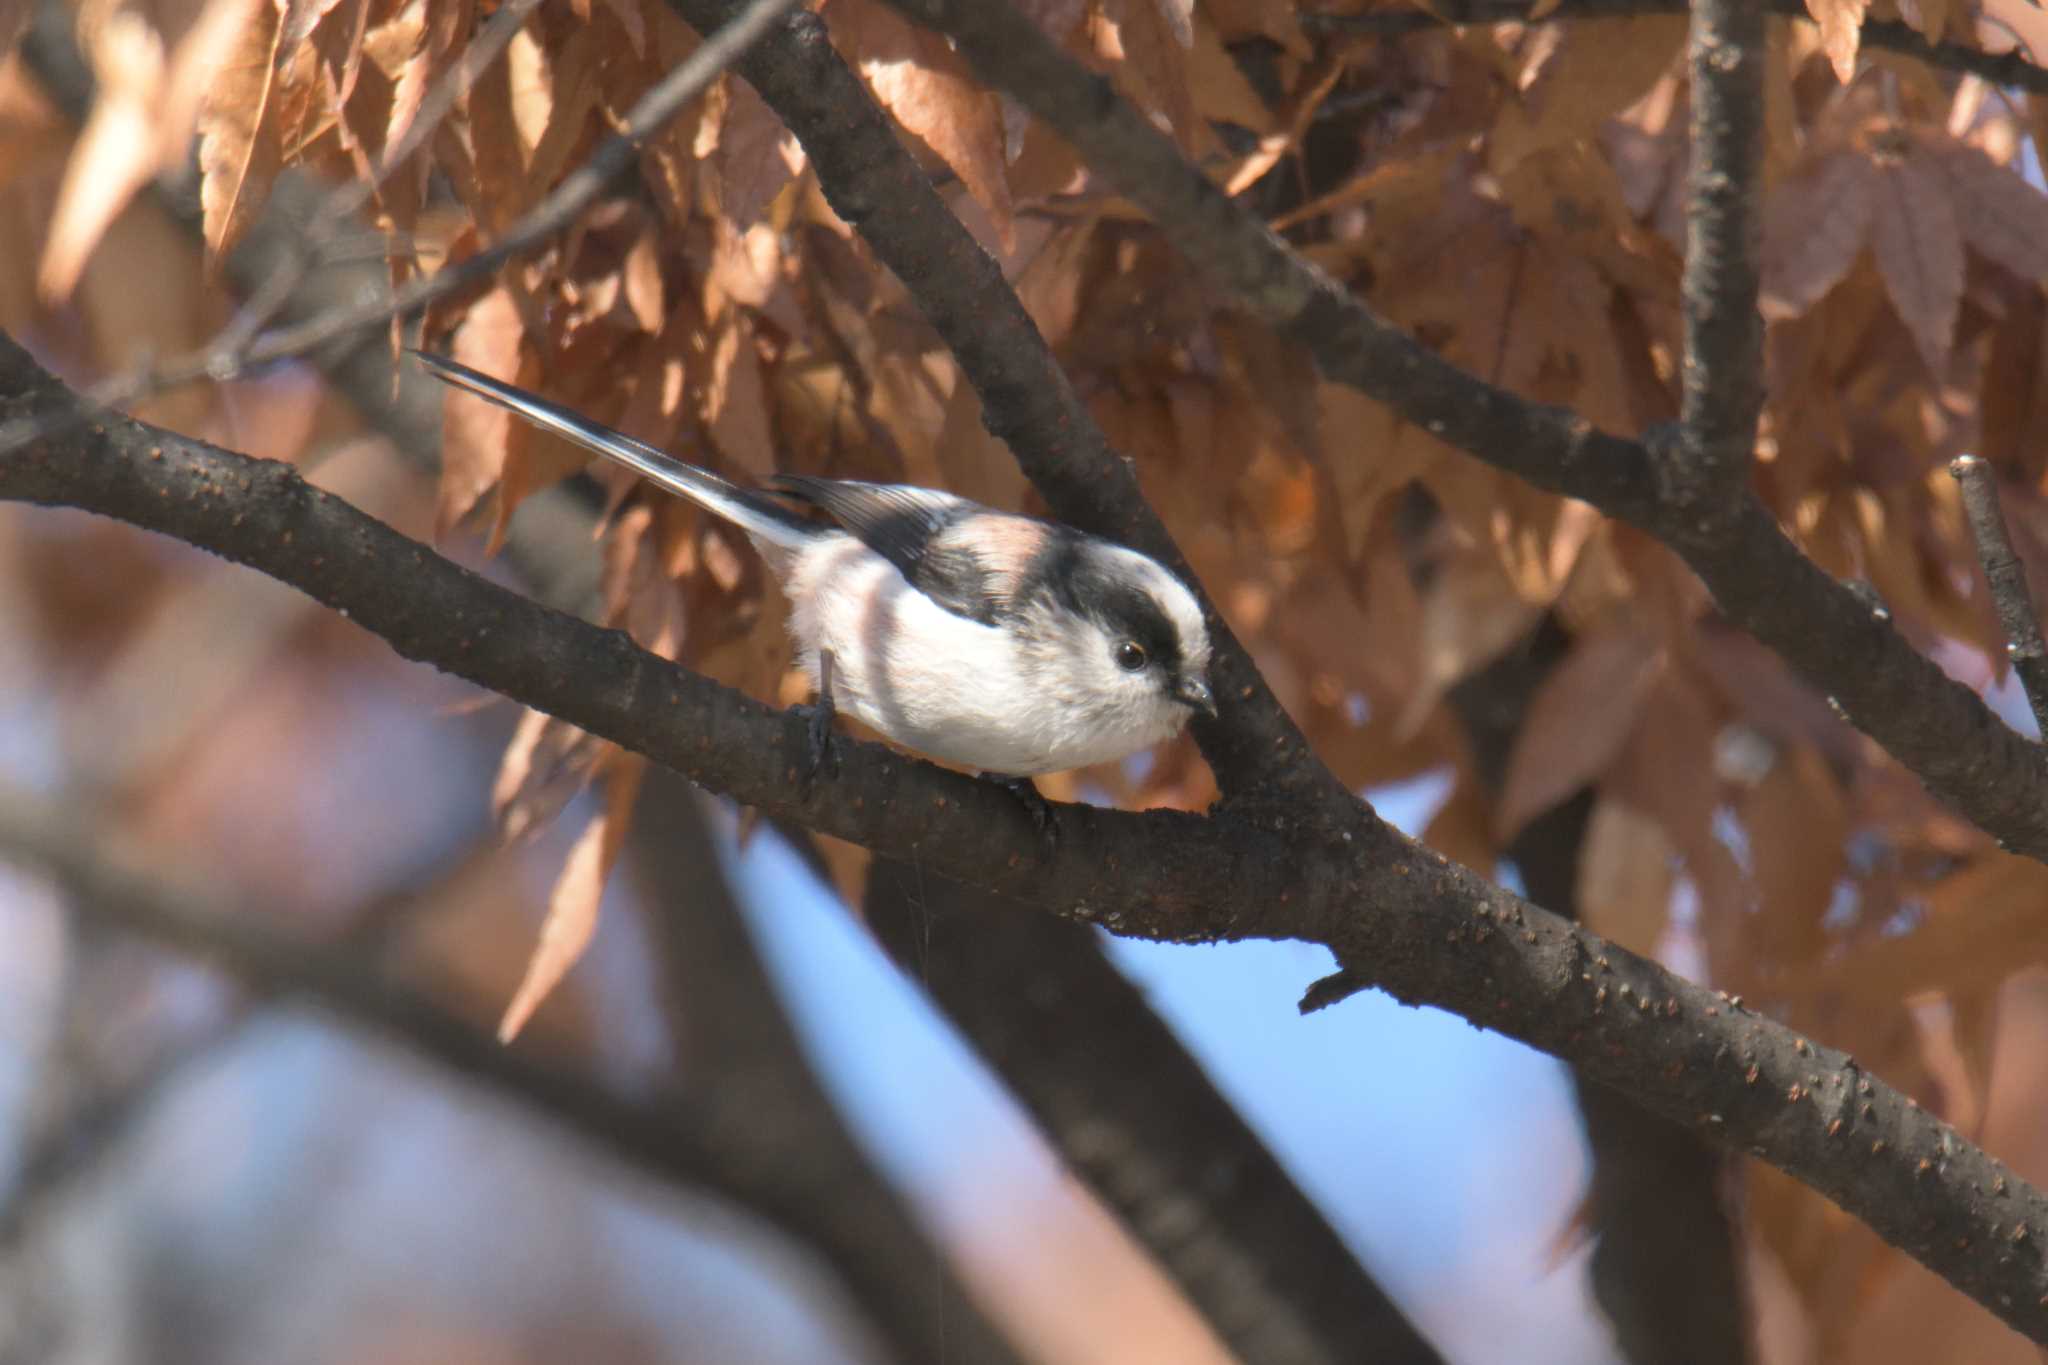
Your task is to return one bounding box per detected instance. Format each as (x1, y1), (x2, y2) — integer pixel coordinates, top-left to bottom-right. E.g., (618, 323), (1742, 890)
(1173, 676), (1217, 718)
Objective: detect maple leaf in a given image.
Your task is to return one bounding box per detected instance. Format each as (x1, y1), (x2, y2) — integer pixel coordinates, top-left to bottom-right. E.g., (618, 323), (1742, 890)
(1869, 139), (1964, 374)
(497, 751), (646, 1042)
(1496, 627), (1663, 839)
(195, 0), (292, 267)
(1928, 135), (2048, 282)
(1759, 149), (1876, 320)
(829, 0), (1015, 248)
(1806, 0), (1869, 82)
(37, 13), (163, 301)
(1151, 0), (1194, 46)
(434, 287), (526, 539)
(1578, 797), (1677, 953)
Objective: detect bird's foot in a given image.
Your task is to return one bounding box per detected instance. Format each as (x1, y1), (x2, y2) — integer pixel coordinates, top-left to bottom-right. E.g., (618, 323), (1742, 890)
(982, 773), (1058, 849)
(791, 693), (839, 781)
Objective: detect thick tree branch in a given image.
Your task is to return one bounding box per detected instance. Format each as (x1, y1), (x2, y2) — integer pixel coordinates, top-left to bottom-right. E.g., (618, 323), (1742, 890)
(0, 782), (953, 1360)
(1453, 627), (1751, 1365)
(863, 861), (1446, 1365)
(656, 0), (1339, 810)
(9, 334), (2048, 1341)
(1301, 0), (2048, 96)
(882, 0), (2048, 873)
(1952, 455), (2048, 737)
(1677, 0), (1766, 503)
(629, 771), (1024, 1365)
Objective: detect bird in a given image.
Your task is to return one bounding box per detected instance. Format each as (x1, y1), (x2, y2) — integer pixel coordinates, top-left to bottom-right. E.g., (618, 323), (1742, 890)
(413, 350), (1216, 787)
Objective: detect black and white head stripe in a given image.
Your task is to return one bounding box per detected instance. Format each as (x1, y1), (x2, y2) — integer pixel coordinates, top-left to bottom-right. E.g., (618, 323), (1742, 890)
(1013, 529), (1207, 674)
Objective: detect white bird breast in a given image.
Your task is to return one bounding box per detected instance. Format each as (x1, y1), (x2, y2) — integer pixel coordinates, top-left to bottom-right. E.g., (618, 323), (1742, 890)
(781, 535), (1183, 776)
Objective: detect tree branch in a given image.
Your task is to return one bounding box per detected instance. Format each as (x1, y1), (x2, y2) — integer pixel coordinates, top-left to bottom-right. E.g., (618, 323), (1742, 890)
(863, 860), (1447, 1365)
(0, 781), (958, 1360)
(880, 0), (2048, 874)
(1952, 455), (2048, 737)
(1452, 625), (1751, 1365)
(655, 0), (1340, 810)
(628, 770), (1025, 1365)
(9, 333), (2048, 1341)
(1676, 0), (1767, 504)
(1300, 0), (2048, 96)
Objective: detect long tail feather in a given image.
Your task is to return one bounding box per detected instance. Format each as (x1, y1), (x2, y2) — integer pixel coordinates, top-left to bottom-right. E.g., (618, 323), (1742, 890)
(411, 350), (813, 551)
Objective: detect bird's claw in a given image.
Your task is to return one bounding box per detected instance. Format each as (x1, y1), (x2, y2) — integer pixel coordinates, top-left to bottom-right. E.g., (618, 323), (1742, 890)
(984, 773), (1058, 849)
(793, 695), (839, 780)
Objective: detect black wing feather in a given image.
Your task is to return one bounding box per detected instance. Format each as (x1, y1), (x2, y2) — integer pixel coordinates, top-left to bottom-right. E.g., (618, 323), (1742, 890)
(772, 476), (1000, 624)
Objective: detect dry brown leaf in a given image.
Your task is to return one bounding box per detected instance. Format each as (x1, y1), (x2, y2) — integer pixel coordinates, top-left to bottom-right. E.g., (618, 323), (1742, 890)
(1908, 0), (1951, 42)
(280, 0), (346, 48)
(1424, 771), (1498, 874)
(1806, 0), (1868, 81)
(704, 72), (800, 229)
(434, 287), (525, 538)
(163, 0), (267, 169)
(308, 0), (370, 111)
(524, 24), (601, 197)
(1869, 141), (1963, 374)
(829, 0), (1014, 249)
(0, 0), (29, 64)
(1827, 853), (2048, 1006)
(1980, 285), (2048, 476)
(37, 12), (164, 301)
(195, 0), (288, 266)
(1759, 149), (1875, 319)
(1096, 0), (1202, 154)
(1393, 546), (1545, 738)
(1742, 744), (1847, 972)
(702, 314), (777, 480)
(1010, 0), (1086, 42)
(1203, 0), (1308, 54)
(1150, 0), (1193, 46)
(599, 0), (645, 55)
(497, 752), (646, 1042)
(1489, 17), (1685, 176)
(492, 707), (611, 843)
(1930, 135), (2048, 281)
(1578, 796), (1676, 953)
(1495, 626), (1662, 840)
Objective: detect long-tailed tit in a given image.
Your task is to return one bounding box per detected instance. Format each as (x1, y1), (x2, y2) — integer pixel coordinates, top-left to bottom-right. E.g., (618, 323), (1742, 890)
(415, 352), (1216, 780)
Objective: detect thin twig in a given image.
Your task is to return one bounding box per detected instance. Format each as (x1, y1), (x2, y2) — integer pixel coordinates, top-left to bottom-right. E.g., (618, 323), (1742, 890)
(1675, 0), (1767, 504)
(207, 0), (552, 360)
(1300, 0), (2048, 95)
(0, 0), (802, 457)
(1952, 454), (2048, 736)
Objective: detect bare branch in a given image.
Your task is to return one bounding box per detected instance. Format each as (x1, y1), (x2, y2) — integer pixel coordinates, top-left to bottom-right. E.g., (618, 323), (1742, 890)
(628, 771), (1026, 1365)
(1952, 455), (2048, 737)
(1676, 0), (1767, 503)
(1301, 0), (2048, 95)
(9, 334), (2048, 1341)
(880, 0), (2048, 872)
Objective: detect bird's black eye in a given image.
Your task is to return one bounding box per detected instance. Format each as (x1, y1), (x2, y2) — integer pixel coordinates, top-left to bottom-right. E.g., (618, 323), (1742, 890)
(1115, 641), (1148, 672)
